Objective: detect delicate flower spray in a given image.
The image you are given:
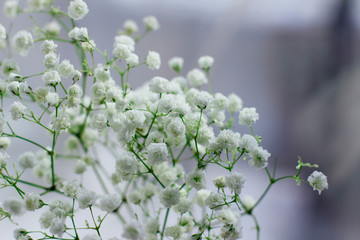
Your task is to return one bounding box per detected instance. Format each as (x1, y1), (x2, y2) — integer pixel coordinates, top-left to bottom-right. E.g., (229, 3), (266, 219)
(0, 1), (328, 240)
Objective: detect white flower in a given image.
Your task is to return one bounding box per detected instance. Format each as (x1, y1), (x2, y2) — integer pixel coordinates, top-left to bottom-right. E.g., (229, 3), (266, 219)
(0, 24), (6, 39)
(123, 20), (138, 34)
(228, 93), (243, 113)
(27, 0), (50, 11)
(113, 44), (131, 59)
(105, 86), (122, 102)
(116, 152), (137, 180)
(43, 52), (59, 69)
(147, 143), (169, 165)
(73, 159), (87, 174)
(58, 59), (75, 78)
(143, 16), (160, 31)
(165, 225), (183, 239)
(146, 51), (161, 70)
(126, 53), (139, 67)
(211, 93), (228, 110)
(45, 92), (59, 106)
(10, 101), (26, 120)
(43, 70), (61, 87)
(49, 217), (66, 236)
(217, 209), (237, 224)
(61, 180), (80, 198)
(174, 198), (192, 213)
(18, 152), (36, 169)
(12, 30), (34, 56)
(0, 152), (9, 169)
(128, 191), (142, 205)
(72, 70), (82, 82)
(159, 186), (180, 208)
(213, 175), (226, 188)
(90, 113), (107, 132)
(114, 35), (135, 51)
(125, 110), (146, 128)
(193, 189), (210, 207)
(68, 27), (88, 41)
(122, 220), (143, 240)
(198, 55), (214, 70)
(166, 118), (185, 138)
(4, 0), (19, 18)
(44, 21), (61, 36)
(0, 137), (11, 150)
(67, 84), (83, 98)
(307, 171), (328, 195)
(94, 64), (110, 82)
(76, 188), (97, 209)
(239, 107), (259, 127)
(186, 168), (206, 190)
(187, 68), (207, 87)
(149, 76), (169, 93)
(248, 146), (270, 169)
(24, 193), (41, 211)
(91, 82), (106, 101)
(3, 197), (25, 215)
(220, 223), (242, 240)
(52, 109), (71, 131)
(225, 172), (245, 194)
(206, 192), (224, 211)
(209, 129), (240, 154)
(8, 81), (20, 95)
(13, 228), (28, 240)
(41, 40), (57, 54)
(68, 0), (89, 20)
(239, 134), (258, 152)
(1, 59), (20, 78)
(194, 91), (213, 109)
(242, 195), (255, 211)
(82, 39), (96, 52)
(146, 218), (159, 234)
(168, 57), (183, 73)
(99, 194), (121, 212)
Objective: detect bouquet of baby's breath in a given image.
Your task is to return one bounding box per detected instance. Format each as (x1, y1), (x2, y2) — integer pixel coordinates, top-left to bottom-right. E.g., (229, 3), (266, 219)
(0, 1), (328, 240)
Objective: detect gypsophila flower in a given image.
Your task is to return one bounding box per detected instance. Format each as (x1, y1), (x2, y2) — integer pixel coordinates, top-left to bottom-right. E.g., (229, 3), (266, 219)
(143, 16), (160, 31)
(147, 142), (169, 165)
(228, 93), (243, 113)
(68, 27), (88, 41)
(18, 152), (36, 169)
(113, 44), (131, 59)
(206, 192), (224, 211)
(122, 220), (143, 240)
(3, 197), (25, 215)
(149, 76), (169, 93)
(174, 198), (192, 213)
(73, 159), (87, 174)
(12, 30), (33, 56)
(225, 172), (245, 194)
(0, 79), (7, 95)
(82, 39), (96, 52)
(10, 101), (26, 120)
(0, 152), (9, 168)
(186, 168), (206, 190)
(24, 193), (42, 211)
(1, 58), (20, 78)
(68, 0), (89, 20)
(239, 107), (259, 127)
(168, 57), (184, 74)
(165, 225), (183, 240)
(58, 59), (75, 78)
(123, 20), (138, 34)
(116, 151), (137, 180)
(194, 91), (213, 109)
(61, 180), (80, 198)
(159, 186), (180, 208)
(0, 137), (11, 149)
(77, 188), (97, 209)
(0, 24), (6, 39)
(213, 175), (226, 189)
(44, 52), (59, 69)
(239, 134), (258, 152)
(187, 68), (208, 87)
(248, 146), (271, 169)
(45, 92), (59, 106)
(242, 195), (255, 211)
(13, 228), (28, 240)
(198, 55), (214, 71)
(44, 20), (61, 36)
(43, 70), (61, 87)
(126, 53), (139, 67)
(41, 40), (57, 54)
(146, 218), (160, 235)
(8, 72), (22, 82)
(307, 171), (328, 195)
(8, 81), (20, 95)
(49, 217), (66, 236)
(99, 194), (121, 212)
(114, 35), (135, 51)
(72, 69), (82, 81)
(4, 0), (19, 18)
(67, 84), (83, 98)
(146, 51), (161, 70)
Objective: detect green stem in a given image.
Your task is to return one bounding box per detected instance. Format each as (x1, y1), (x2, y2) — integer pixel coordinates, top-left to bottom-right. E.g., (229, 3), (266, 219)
(160, 208), (170, 240)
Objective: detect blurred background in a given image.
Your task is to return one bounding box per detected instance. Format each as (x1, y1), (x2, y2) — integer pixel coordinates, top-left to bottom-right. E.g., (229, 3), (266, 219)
(1, 0), (360, 239)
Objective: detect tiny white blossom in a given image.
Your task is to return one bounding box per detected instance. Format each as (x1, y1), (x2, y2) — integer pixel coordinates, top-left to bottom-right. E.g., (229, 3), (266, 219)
(213, 175), (226, 188)
(45, 92), (59, 106)
(44, 52), (59, 69)
(114, 35), (135, 51)
(239, 107), (259, 127)
(0, 24), (6, 39)
(94, 64), (110, 82)
(61, 180), (80, 198)
(83, 234), (101, 240)
(149, 76), (169, 93)
(43, 70), (61, 87)
(18, 152), (36, 169)
(126, 53), (139, 67)
(159, 186), (180, 208)
(194, 91), (213, 109)
(174, 198), (192, 213)
(187, 68), (207, 87)
(44, 21), (61, 36)
(72, 70), (82, 81)
(147, 142), (169, 165)
(99, 194), (121, 212)
(122, 220), (143, 240)
(143, 16), (160, 31)
(82, 39), (96, 52)
(193, 189), (211, 207)
(168, 57), (183, 73)
(67, 84), (83, 98)
(228, 93), (243, 113)
(49, 217), (66, 236)
(239, 134), (258, 152)
(225, 172), (246, 194)
(0, 137), (11, 150)
(24, 193), (41, 211)
(58, 59), (75, 78)
(41, 40), (58, 54)
(10, 101), (26, 120)
(307, 171), (328, 195)
(3, 197), (25, 215)
(113, 44), (131, 59)
(165, 225), (183, 240)
(186, 168), (206, 190)
(248, 146), (271, 169)
(0, 152), (10, 169)
(68, 0), (89, 20)
(1, 59), (20, 78)
(206, 192), (224, 211)
(4, 0), (19, 18)
(68, 27), (88, 41)
(76, 188), (97, 209)
(8, 81), (20, 95)
(146, 218), (160, 235)
(217, 209), (237, 225)
(12, 30), (34, 56)
(198, 55), (214, 70)
(116, 151), (137, 180)
(146, 51), (161, 70)
(90, 113), (107, 132)
(123, 20), (138, 34)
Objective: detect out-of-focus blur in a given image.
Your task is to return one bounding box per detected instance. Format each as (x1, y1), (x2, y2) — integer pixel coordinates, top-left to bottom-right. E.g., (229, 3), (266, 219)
(1, 0), (360, 239)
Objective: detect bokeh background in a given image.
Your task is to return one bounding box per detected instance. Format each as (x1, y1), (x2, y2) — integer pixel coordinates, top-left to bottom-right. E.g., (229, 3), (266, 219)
(1, 0), (360, 239)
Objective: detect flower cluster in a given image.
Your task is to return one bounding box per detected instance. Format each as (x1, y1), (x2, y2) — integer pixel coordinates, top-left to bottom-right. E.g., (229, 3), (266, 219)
(0, 1), (327, 240)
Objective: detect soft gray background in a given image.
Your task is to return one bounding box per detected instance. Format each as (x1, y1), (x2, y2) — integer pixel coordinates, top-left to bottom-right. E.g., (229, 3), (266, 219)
(1, 0), (360, 239)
